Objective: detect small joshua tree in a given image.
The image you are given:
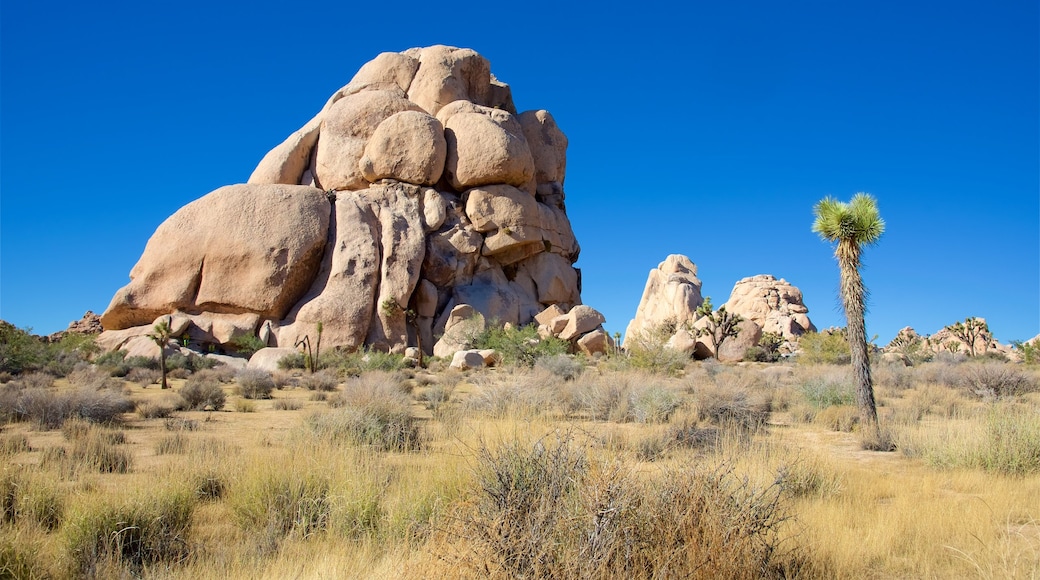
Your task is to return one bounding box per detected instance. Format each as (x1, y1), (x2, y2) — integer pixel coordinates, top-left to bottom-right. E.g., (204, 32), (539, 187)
(147, 318), (173, 389)
(294, 322), (324, 373)
(695, 297), (744, 359)
(946, 317), (989, 357)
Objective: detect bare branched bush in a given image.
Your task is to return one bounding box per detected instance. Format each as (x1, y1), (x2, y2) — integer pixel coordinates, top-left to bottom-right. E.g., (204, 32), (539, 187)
(441, 433), (794, 579)
(535, 354), (584, 381)
(272, 398), (303, 411)
(7, 387), (133, 429)
(68, 366), (126, 391)
(693, 382), (771, 434)
(961, 363), (1038, 399)
(126, 367), (161, 387)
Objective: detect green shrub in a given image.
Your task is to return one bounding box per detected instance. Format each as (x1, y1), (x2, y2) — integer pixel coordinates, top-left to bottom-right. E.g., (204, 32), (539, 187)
(471, 324), (569, 367)
(797, 331), (851, 365)
(167, 352), (219, 374)
(179, 372), (226, 410)
(229, 334), (266, 356)
(234, 368), (275, 399)
(799, 376), (855, 409)
(0, 323), (47, 375)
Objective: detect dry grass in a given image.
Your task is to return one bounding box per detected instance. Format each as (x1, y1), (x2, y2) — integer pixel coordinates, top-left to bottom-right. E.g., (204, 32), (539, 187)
(0, 359), (1036, 578)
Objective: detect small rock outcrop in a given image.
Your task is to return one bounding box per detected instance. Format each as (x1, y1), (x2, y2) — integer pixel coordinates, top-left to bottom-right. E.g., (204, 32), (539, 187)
(624, 256), (814, 361)
(99, 46), (583, 356)
(47, 311), (103, 342)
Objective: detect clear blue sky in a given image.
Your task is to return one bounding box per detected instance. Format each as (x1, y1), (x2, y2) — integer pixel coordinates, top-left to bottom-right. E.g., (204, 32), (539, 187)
(2, 0), (1037, 344)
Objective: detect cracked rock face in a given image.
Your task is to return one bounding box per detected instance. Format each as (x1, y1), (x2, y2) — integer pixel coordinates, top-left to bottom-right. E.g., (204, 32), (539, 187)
(100, 45), (581, 355)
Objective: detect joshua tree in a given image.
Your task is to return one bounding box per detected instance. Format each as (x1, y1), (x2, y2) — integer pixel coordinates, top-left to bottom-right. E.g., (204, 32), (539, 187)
(946, 317), (989, 357)
(695, 297), (744, 360)
(147, 317), (174, 389)
(812, 193), (885, 431)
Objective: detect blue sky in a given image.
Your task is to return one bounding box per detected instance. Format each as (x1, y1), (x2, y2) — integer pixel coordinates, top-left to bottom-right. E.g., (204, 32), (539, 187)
(2, 0), (1037, 344)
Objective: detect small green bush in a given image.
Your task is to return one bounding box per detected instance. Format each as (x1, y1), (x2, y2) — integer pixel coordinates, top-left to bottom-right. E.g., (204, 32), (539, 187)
(471, 324), (569, 367)
(799, 376), (855, 409)
(797, 331), (851, 365)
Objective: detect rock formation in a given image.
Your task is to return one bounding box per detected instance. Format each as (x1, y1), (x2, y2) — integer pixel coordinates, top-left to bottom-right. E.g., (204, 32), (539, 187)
(624, 255), (814, 361)
(723, 275), (816, 340)
(47, 311), (103, 342)
(99, 46), (582, 356)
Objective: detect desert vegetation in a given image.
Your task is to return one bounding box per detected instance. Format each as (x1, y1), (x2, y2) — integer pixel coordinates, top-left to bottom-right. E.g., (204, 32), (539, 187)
(1, 329), (1039, 578)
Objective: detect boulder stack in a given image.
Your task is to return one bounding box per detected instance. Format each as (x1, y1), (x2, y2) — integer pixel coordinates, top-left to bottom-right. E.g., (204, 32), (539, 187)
(98, 46), (583, 356)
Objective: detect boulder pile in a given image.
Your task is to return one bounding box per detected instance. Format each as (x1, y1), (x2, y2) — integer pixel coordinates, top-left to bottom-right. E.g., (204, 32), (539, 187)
(98, 46), (588, 357)
(624, 255), (814, 361)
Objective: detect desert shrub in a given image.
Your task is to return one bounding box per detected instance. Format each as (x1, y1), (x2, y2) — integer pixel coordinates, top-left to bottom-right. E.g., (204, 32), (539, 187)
(0, 372), (10, 383)
(277, 351), (307, 370)
(137, 394), (188, 419)
(63, 487), (195, 576)
(797, 331), (851, 365)
(961, 362), (1038, 399)
(229, 333), (266, 356)
(471, 323), (569, 367)
(443, 433), (792, 579)
(124, 356), (159, 371)
(694, 382), (771, 434)
(228, 465), (330, 541)
(0, 470), (64, 530)
(0, 433), (31, 455)
(93, 349), (128, 374)
(42, 427), (133, 475)
(535, 354), (584, 380)
(17, 371), (57, 390)
(571, 374), (632, 422)
(630, 385), (683, 423)
(233, 398), (256, 412)
(67, 366), (125, 391)
(164, 418), (199, 432)
(7, 387), (133, 429)
(799, 373), (855, 409)
(0, 323), (48, 374)
(299, 369), (339, 391)
(777, 460), (844, 500)
(621, 325), (691, 376)
(815, 405), (859, 432)
(872, 362), (914, 391)
(418, 381), (455, 416)
(272, 398), (302, 411)
(126, 366), (161, 387)
(179, 372), (226, 411)
(166, 352), (219, 374)
(234, 368), (275, 399)
(311, 373), (422, 451)
(155, 432), (189, 455)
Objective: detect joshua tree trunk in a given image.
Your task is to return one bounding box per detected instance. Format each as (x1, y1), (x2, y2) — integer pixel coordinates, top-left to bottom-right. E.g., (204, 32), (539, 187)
(158, 342), (169, 389)
(838, 240), (878, 430)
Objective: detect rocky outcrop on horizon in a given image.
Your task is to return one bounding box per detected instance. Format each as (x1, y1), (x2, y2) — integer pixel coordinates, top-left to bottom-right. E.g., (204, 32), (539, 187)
(99, 46), (583, 356)
(623, 255), (814, 361)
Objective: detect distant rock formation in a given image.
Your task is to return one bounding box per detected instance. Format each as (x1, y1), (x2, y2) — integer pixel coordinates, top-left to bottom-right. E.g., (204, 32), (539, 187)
(723, 275), (816, 340)
(99, 46), (582, 355)
(624, 255), (814, 361)
(47, 311), (103, 342)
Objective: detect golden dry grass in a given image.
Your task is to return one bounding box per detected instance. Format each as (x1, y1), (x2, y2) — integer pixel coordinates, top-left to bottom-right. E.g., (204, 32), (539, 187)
(0, 360), (1037, 578)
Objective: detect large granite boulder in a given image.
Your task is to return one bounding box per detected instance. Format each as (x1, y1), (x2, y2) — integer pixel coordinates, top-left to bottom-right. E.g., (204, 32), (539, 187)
(100, 47), (584, 357)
